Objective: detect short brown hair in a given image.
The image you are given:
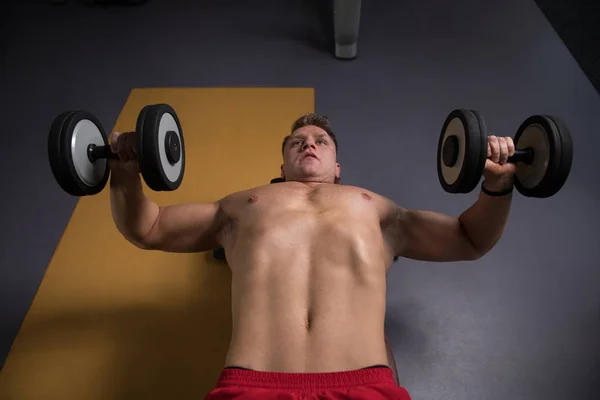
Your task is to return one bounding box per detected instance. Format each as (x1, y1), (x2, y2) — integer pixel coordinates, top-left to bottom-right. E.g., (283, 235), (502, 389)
(282, 113), (338, 156)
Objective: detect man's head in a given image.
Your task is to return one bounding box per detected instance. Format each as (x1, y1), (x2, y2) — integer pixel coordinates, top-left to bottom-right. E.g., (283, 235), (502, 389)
(280, 113), (341, 184)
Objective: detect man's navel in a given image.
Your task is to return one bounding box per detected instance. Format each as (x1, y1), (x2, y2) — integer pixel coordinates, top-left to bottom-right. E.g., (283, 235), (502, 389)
(304, 312), (313, 331)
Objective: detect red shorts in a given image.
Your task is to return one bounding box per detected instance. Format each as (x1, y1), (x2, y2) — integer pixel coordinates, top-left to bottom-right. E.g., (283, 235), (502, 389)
(205, 366), (412, 399)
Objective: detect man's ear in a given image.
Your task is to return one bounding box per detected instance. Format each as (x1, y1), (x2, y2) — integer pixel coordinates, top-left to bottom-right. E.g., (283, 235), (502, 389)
(280, 164), (285, 180)
(335, 163), (342, 184)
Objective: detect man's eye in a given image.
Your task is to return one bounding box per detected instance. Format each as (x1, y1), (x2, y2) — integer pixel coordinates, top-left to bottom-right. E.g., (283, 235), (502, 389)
(318, 140), (326, 144)
(292, 141), (302, 146)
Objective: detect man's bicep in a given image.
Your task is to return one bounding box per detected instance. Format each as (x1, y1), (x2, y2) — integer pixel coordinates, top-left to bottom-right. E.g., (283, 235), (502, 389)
(144, 201), (224, 253)
(399, 209), (482, 262)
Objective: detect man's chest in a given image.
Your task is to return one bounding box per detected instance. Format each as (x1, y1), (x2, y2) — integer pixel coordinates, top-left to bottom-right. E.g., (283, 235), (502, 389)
(217, 184), (397, 270)
(221, 184), (385, 234)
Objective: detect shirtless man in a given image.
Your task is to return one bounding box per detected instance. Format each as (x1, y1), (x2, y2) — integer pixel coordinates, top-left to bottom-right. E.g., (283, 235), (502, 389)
(109, 113), (516, 399)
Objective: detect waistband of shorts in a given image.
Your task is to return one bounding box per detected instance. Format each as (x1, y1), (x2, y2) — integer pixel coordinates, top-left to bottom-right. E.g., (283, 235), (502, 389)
(215, 366), (395, 390)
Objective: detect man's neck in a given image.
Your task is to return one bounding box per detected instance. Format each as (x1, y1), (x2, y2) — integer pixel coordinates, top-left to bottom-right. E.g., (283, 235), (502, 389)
(286, 180), (332, 188)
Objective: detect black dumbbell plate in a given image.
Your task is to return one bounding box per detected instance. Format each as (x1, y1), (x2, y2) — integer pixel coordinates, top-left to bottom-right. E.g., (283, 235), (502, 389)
(437, 109), (488, 194)
(48, 111), (110, 196)
(513, 115), (573, 198)
(136, 104), (185, 191)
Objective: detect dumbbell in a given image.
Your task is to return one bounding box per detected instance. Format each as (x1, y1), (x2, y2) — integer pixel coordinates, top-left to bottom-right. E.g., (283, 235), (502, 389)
(437, 109), (573, 198)
(48, 104), (185, 196)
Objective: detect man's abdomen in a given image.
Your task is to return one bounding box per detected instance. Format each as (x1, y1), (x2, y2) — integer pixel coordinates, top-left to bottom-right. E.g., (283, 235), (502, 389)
(224, 254), (389, 372)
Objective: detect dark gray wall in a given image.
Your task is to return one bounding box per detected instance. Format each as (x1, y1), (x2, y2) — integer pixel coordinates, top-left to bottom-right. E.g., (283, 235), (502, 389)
(1, 0), (598, 399)
(536, 0), (600, 94)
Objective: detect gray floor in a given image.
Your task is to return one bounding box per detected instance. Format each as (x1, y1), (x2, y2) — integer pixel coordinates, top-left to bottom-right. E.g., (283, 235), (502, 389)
(1, 0), (599, 398)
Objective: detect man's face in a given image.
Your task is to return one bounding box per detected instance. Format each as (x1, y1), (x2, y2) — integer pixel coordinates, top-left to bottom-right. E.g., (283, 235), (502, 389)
(281, 125), (341, 184)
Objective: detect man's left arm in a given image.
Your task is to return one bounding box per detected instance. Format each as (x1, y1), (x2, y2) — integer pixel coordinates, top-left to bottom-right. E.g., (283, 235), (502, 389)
(383, 135), (516, 262)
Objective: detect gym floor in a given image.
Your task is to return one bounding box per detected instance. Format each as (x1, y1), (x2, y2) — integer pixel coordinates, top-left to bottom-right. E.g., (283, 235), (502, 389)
(1, 1), (599, 399)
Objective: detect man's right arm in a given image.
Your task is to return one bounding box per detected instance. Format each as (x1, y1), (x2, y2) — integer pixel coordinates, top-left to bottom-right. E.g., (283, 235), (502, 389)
(110, 173), (223, 253)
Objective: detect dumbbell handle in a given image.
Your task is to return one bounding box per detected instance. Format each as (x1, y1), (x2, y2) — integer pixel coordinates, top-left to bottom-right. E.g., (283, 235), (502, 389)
(87, 140), (534, 165)
(507, 147), (533, 165)
(87, 144), (119, 162)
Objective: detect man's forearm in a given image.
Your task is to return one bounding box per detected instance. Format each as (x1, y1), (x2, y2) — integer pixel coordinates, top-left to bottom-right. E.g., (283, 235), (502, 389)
(458, 182), (513, 256)
(110, 173), (160, 247)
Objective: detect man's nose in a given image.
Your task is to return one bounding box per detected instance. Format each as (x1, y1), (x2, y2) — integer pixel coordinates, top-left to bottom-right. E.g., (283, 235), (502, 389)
(302, 141), (316, 150)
